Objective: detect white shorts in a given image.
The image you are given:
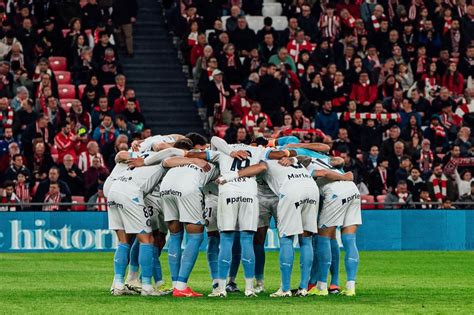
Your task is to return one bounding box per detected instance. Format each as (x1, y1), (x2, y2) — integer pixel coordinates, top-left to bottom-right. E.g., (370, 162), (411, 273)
(319, 182), (362, 229)
(161, 189), (205, 225)
(276, 184), (319, 237)
(258, 194), (279, 228)
(217, 191), (259, 232)
(204, 194), (218, 232)
(107, 189), (152, 234)
(144, 194), (168, 234)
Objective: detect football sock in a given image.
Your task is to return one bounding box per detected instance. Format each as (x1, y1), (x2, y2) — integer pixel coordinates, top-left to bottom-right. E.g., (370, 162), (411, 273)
(177, 232), (204, 288)
(128, 238), (139, 279)
(152, 245), (162, 284)
(299, 235), (313, 290)
(342, 233), (359, 284)
(309, 234), (319, 285)
(316, 235), (332, 286)
(229, 232), (241, 280)
(240, 231), (256, 288)
(330, 238), (340, 287)
(279, 236), (294, 292)
(218, 231), (235, 288)
(114, 243), (131, 286)
(207, 235), (220, 282)
(168, 231), (183, 284)
(254, 242), (265, 282)
(138, 243), (154, 291)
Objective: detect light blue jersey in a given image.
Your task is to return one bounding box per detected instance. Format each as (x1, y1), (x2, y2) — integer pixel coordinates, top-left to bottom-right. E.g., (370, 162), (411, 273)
(276, 136), (331, 164)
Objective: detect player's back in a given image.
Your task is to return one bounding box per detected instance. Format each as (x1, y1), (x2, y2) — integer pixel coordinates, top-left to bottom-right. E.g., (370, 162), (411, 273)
(110, 164), (165, 196)
(216, 144), (270, 194)
(160, 162), (219, 195)
(103, 162), (128, 198)
(139, 135), (176, 152)
(264, 159), (316, 195)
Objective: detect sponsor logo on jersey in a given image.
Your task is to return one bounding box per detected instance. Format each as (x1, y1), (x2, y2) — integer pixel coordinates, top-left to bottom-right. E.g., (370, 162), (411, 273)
(176, 164), (203, 172)
(230, 177), (248, 183)
(294, 198), (318, 208)
(159, 189), (182, 197)
(117, 175), (133, 183)
(287, 173), (312, 180)
(107, 201), (123, 209)
(226, 196), (253, 204)
(342, 193), (360, 205)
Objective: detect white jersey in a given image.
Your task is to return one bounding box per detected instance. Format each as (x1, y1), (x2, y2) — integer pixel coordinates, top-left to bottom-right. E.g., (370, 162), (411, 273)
(138, 135), (176, 153)
(109, 164), (166, 196)
(263, 159), (316, 195)
(103, 162), (128, 198)
(209, 144), (271, 194)
(160, 163), (219, 195)
(307, 157), (346, 191)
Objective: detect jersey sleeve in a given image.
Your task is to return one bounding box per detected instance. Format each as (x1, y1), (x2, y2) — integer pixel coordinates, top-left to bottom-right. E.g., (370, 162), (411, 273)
(277, 136), (300, 146)
(143, 148), (184, 165)
(206, 150), (221, 163)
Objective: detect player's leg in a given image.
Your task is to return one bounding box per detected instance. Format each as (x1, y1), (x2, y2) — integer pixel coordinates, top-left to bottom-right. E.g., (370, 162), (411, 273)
(125, 237), (141, 292)
(341, 225), (359, 296)
(273, 234), (294, 297)
(136, 232), (157, 295)
(254, 226), (268, 293)
(308, 234), (319, 290)
(309, 226), (336, 296)
(151, 230), (170, 292)
(329, 229), (341, 294)
(174, 223), (205, 297)
(227, 232), (241, 292)
(112, 230), (134, 295)
(298, 232), (313, 295)
(240, 230), (257, 296)
(211, 230), (235, 297)
(167, 220), (184, 288)
(207, 231), (220, 288)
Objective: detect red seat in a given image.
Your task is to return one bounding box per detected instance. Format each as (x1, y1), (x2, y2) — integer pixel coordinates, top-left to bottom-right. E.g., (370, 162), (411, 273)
(103, 84), (114, 96)
(49, 56), (67, 71)
(376, 195), (386, 209)
(55, 71), (72, 84)
(361, 195), (375, 210)
(78, 84), (86, 99)
(71, 196), (86, 211)
(58, 84), (76, 99)
(59, 99), (77, 112)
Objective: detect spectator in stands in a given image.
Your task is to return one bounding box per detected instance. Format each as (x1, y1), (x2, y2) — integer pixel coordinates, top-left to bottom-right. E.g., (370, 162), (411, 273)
(10, 86), (29, 111)
(33, 166), (71, 208)
(269, 47), (296, 73)
(42, 182), (67, 211)
(242, 101), (272, 134)
(122, 98), (145, 133)
(98, 48), (122, 85)
(28, 142), (53, 184)
(92, 96), (115, 129)
(363, 145), (379, 175)
(427, 163), (457, 203)
(394, 156), (412, 185)
(70, 100), (92, 132)
(108, 74), (127, 107)
(388, 141), (406, 174)
(369, 156), (391, 196)
(218, 43), (242, 84)
(112, 0), (138, 57)
(0, 180), (20, 211)
(54, 121), (78, 163)
(60, 154), (84, 197)
(78, 140), (104, 173)
(225, 6), (242, 33)
(92, 113), (119, 150)
(229, 87), (251, 118)
(16, 98), (36, 132)
(93, 31), (117, 63)
(3, 153), (31, 183)
(407, 167), (425, 202)
(44, 96), (67, 133)
(202, 69), (233, 127)
(292, 107), (311, 130)
(22, 115), (53, 157)
(454, 126), (472, 156)
(84, 156), (109, 200)
(315, 100), (339, 139)
(384, 180), (413, 209)
(15, 171), (30, 204)
(298, 4), (318, 42)
(88, 183), (108, 211)
(457, 182), (474, 209)
(115, 114), (135, 139)
(350, 72), (377, 108)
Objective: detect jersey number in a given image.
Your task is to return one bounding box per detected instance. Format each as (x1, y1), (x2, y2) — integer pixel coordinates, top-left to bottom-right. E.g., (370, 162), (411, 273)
(290, 162), (304, 169)
(143, 206), (154, 218)
(230, 158), (250, 171)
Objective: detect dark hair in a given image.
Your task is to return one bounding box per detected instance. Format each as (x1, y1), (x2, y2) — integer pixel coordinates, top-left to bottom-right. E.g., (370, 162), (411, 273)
(185, 132), (208, 147)
(256, 117), (267, 125)
(3, 180), (15, 189)
(12, 153), (23, 161)
(173, 138), (193, 150)
(397, 180), (407, 186)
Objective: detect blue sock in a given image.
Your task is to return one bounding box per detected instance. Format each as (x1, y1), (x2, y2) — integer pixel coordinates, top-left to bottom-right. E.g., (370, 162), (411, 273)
(168, 231), (183, 282)
(114, 243), (131, 284)
(240, 231), (256, 280)
(279, 236), (294, 292)
(129, 238), (139, 273)
(207, 235), (220, 281)
(138, 243), (154, 286)
(254, 243), (265, 281)
(299, 235), (313, 290)
(316, 236), (332, 284)
(152, 246), (162, 283)
(342, 233), (359, 282)
(177, 232), (204, 283)
(309, 235), (319, 284)
(218, 232), (235, 280)
(229, 232), (241, 279)
(330, 238), (340, 286)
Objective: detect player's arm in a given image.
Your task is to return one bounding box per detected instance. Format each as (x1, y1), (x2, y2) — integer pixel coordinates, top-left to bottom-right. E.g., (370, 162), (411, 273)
(127, 148), (185, 167)
(215, 162), (268, 185)
(267, 149), (297, 160)
(284, 142), (331, 152)
(210, 136), (248, 160)
(162, 156), (211, 172)
(151, 142), (174, 152)
(114, 151), (131, 163)
(313, 169), (354, 181)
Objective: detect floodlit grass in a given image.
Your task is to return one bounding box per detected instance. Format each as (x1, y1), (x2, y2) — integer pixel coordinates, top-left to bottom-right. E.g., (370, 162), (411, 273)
(1, 251), (473, 314)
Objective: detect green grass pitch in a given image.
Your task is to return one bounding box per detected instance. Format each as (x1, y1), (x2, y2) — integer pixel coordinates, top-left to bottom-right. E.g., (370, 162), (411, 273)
(1, 251), (473, 314)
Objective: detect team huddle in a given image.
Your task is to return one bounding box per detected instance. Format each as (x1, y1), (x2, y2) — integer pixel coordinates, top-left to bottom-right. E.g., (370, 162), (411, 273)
(104, 132), (362, 298)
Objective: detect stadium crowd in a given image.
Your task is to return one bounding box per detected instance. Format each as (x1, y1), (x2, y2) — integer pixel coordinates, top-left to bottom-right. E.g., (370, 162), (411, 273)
(165, 0), (474, 209)
(0, 0), (143, 211)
